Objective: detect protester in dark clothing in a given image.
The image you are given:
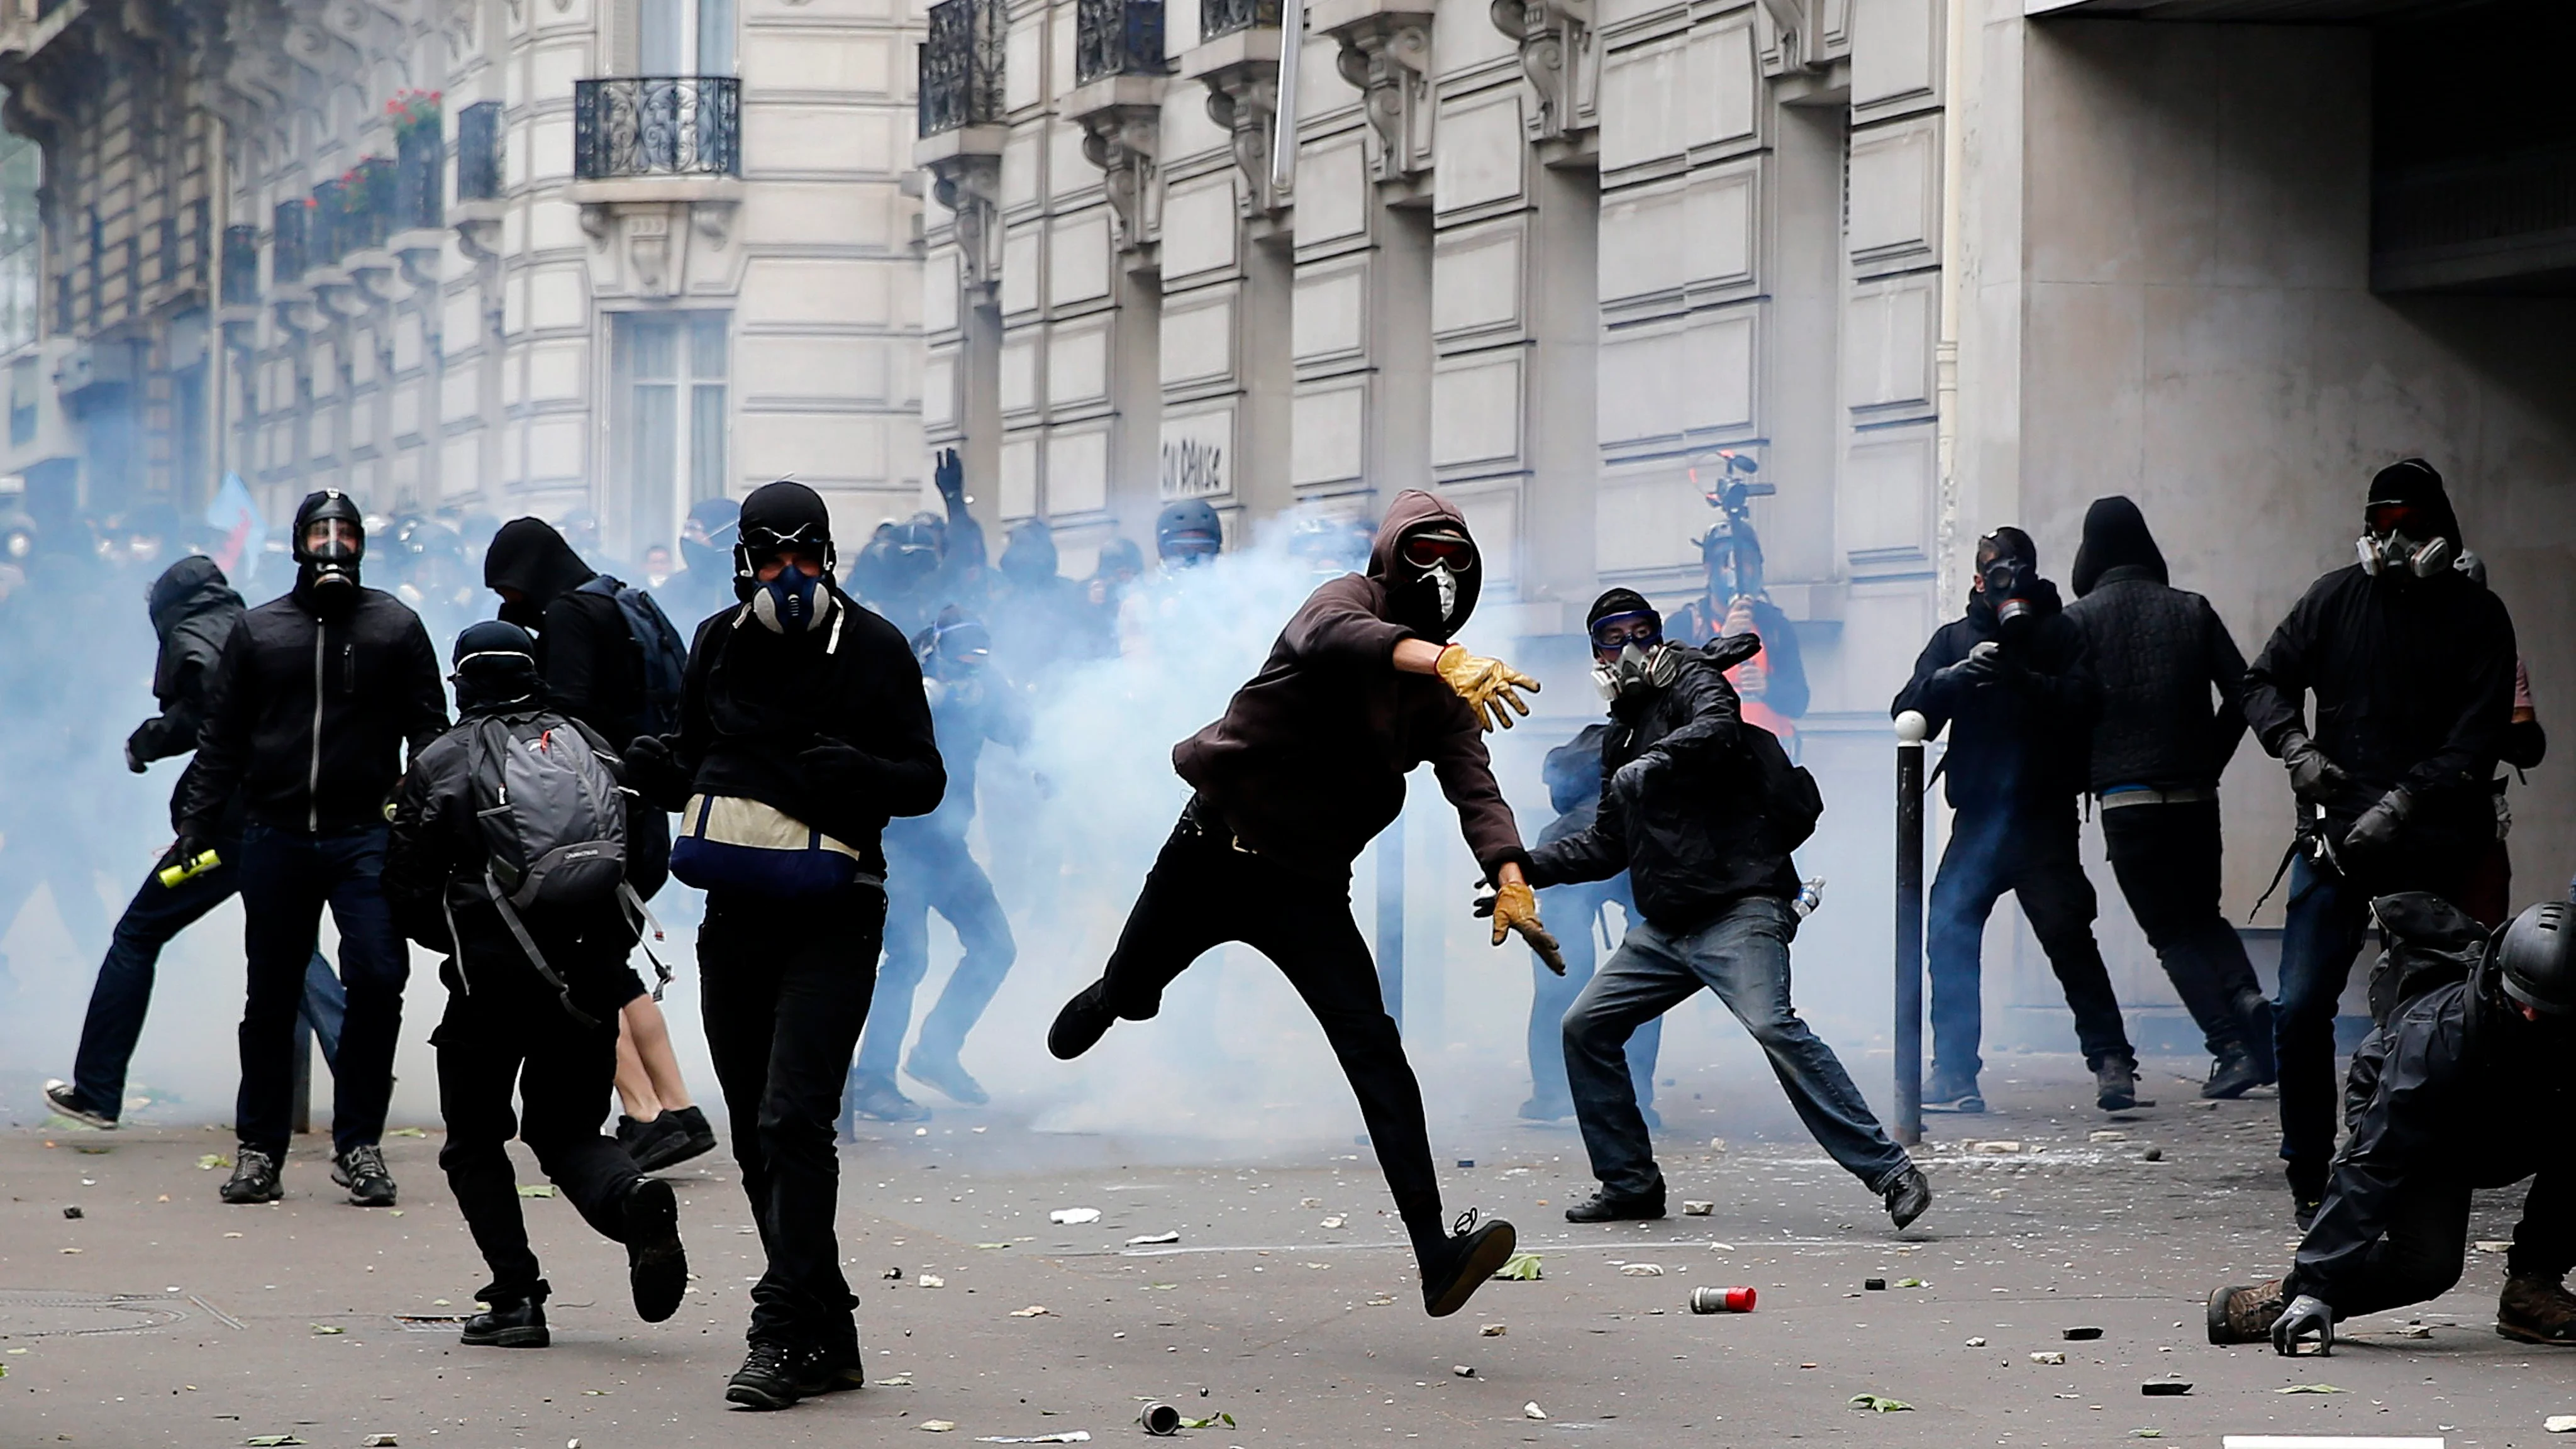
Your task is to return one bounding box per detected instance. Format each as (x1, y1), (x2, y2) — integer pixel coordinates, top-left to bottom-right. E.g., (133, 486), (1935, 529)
(382, 621), (687, 1350)
(661, 496), (742, 625)
(2241, 458), (2518, 1226)
(1045, 489), (1557, 1321)
(1535, 591), (1928, 1229)
(45, 558), (347, 1130)
(483, 516), (714, 1172)
(2207, 897), (2576, 1352)
(178, 492), (450, 1208)
(1521, 724), (1658, 1124)
(2062, 496), (2271, 1099)
(1082, 536), (1145, 658)
(848, 613), (1030, 1123)
(621, 480), (944, 1410)
(858, 449), (988, 639)
(1893, 526), (2136, 1114)
(1667, 516), (1809, 723)
(987, 519), (1091, 680)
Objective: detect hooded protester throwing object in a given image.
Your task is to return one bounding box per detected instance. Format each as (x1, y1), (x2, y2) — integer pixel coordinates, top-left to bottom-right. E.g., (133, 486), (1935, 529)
(1045, 489), (1555, 1323)
(2062, 496), (2271, 1101)
(382, 620), (687, 1351)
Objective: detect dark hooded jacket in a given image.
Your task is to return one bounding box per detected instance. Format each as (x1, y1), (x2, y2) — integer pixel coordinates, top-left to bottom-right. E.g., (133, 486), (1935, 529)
(1171, 488), (1526, 880)
(2061, 497), (2249, 794)
(483, 518), (647, 748)
(179, 574), (450, 841)
(2240, 470), (2515, 864)
(989, 521), (1091, 677)
(1528, 640), (1802, 928)
(1890, 572), (2099, 813)
(130, 557), (248, 831)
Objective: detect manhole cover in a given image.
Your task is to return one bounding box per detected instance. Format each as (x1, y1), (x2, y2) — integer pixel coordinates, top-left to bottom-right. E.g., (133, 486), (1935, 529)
(0, 1289), (210, 1338)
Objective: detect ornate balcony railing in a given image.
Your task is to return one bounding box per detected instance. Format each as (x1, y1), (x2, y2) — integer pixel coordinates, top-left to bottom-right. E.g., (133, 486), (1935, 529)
(457, 100), (504, 201)
(337, 155), (394, 254)
(919, 0), (1004, 135)
(272, 200), (307, 284)
(394, 122), (443, 231)
(574, 77), (741, 180)
(1199, 0), (1279, 43)
(308, 180), (343, 267)
(1076, 0), (1166, 85)
(221, 223), (258, 306)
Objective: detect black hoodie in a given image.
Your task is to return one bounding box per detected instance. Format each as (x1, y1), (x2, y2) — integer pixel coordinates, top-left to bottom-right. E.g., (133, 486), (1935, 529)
(1170, 489), (1524, 879)
(2061, 497), (2249, 794)
(482, 517), (647, 747)
(131, 557), (248, 833)
(1890, 570), (2099, 813)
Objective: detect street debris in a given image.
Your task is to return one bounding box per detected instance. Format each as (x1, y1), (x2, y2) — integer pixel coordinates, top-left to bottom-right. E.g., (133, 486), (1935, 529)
(1480, 1323), (1507, 1336)
(1896, 1277), (1926, 1288)
(1127, 1232), (1181, 1246)
(1523, 1402), (1547, 1420)
(386, 1127), (428, 1138)
(1682, 1201), (1714, 1216)
(244, 1438), (304, 1446)
(1969, 1141), (2024, 1155)
(2398, 1324), (2433, 1338)
(1619, 1263), (1665, 1277)
(1177, 1415), (1231, 1430)
(972, 1435), (1091, 1444)
(1048, 1208), (1101, 1225)
(2143, 1148), (2164, 1162)
(362, 1436), (398, 1446)
(2475, 1240), (2512, 1253)
(886, 1266), (904, 1280)
(2545, 1414), (2576, 1432)
(62, 1206), (80, 1219)
(1492, 1253), (1544, 1280)
(2064, 1326), (2104, 1340)
(2032, 1352), (2067, 1365)
(1300, 1197), (1323, 1208)
(1139, 1402), (1181, 1436)
(516, 1184), (555, 1198)
(311, 1324), (345, 1335)
(1453, 1365), (1475, 1377)
(1008, 1304), (1053, 1317)
(1864, 1278), (1887, 1291)
(2140, 1382), (2192, 1396)
(198, 1153), (232, 1170)
(1321, 1216), (1346, 1230)
(919, 1275), (947, 1289)
(919, 1421), (957, 1432)
(2089, 1130), (2129, 1142)
(2275, 1384), (2345, 1394)
(1848, 1395), (1914, 1413)
(881, 1374), (914, 1386)
(1690, 1286), (1757, 1314)
(2129, 1431), (2162, 1438)
(1965, 1337), (1987, 1348)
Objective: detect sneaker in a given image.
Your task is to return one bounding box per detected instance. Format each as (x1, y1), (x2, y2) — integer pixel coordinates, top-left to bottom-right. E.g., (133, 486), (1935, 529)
(2206, 1279), (2288, 1345)
(220, 1147), (282, 1204)
(1921, 1071), (1985, 1114)
(1882, 1165), (1933, 1230)
(791, 1341), (867, 1394)
(2202, 1043), (2266, 1101)
(1563, 1187), (1667, 1223)
(628, 1109), (719, 1174)
(624, 1177), (688, 1323)
(2497, 1275), (2576, 1346)
(845, 1071), (931, 1124)
(460, 1297), (550, 1348)
(905, 1050), (990, 1107)
(2094, 1055), (2140, 1112)
(726, 1340), (804, 1411)
(1048, 980), (1119, 1061)
(1419, 1209), (1519, 1318)
(331, 1144), (398, 1207)
(620, 1112), (683, 1162)
(43, 1080), (116, 1130)
(662, 1106), (719, 1167)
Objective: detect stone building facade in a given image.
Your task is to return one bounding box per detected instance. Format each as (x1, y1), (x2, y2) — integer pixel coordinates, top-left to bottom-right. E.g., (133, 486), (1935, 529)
(0, 0), (926, 563)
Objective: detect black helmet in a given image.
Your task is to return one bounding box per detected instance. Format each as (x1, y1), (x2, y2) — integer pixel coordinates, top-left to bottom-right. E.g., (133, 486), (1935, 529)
(2495, 901), (2576, 1017)
(1155, 497), (1222, 565)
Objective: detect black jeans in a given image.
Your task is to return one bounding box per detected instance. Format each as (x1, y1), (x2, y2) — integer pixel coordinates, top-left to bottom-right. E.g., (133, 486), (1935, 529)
(2288, 1164), (2576, 1316)
(68, 839), (347, 1119)
(2099, 799), (2264, 1055)
(700, 882), (884, 1352)
(1099, 813), (1450, 1260)
(1928, 804), (2133, 1080)
(236, 824), (411, 1160)
(433, 950), (640, 1307)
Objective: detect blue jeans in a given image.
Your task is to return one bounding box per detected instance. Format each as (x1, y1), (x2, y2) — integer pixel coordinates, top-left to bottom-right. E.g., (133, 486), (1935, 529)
(856, 830), (1017, 1078)
(1528, 876), (1658, 1114)
(67, 843), (345, 1119)
(1563, 895), (1910, 1199)
(2273, 854), (2373, 1182)
(1927, 805), (2133, 1081)
(236, 825), (410, 1160)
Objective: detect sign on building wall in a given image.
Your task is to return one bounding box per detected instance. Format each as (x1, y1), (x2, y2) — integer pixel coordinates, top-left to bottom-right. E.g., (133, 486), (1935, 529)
(1160, 407), (1231, 501)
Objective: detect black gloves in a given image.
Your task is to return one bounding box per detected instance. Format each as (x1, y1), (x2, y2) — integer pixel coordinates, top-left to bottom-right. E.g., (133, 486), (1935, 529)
(623, 734), (692, 811)
(800, 740), (877, 796)
(125, 727), (150, 774)
(2279, 730), (2350, 806)
(933, 447), (967, 508)
(2343, 787), (2412, 856)
(1936, 641), (2019, 692)
(2272, 1293), (2334, 1357)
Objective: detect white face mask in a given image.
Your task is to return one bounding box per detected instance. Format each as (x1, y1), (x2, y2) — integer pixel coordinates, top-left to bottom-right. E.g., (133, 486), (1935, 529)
(1426, 562), (1462, 623)
(2357, 528), (2454, 579)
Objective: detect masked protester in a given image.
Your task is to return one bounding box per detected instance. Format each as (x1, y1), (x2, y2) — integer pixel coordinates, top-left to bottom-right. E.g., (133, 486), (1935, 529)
(620, 480), (944, 1410)
(1046, 489), (1554, 1320)
(1521, 724), (1660, 1126)
(381, 621), (687, 1350)
(175, 491), (450, 1208)
(2241, 458), (2518, 1227)
(1533, 592), (1931, 1229)
(482, 516), (712, 1175)
(2062, 496), (2272, 1099)
(1082, 536), (1144, 659)
(1154, 497), (1223, 570)
(845, 611), (1030, 1123)
(663, 496), (742, 625)
(859, 448), (989, 638)
(2209, 897), (2576, 1353)
(987, 519), (1089, 680)
(1893, 526), (2136, 1114)
(43, 558), (350, 1130)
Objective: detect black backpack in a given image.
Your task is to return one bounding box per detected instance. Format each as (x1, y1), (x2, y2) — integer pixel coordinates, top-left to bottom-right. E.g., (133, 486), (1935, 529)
(1702, 633), (1824, 850)
(577, 575), (692, 736)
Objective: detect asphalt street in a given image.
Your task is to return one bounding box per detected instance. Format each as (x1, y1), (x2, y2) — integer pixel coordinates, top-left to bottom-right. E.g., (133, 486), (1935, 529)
(3, 1053), (2568, 1447)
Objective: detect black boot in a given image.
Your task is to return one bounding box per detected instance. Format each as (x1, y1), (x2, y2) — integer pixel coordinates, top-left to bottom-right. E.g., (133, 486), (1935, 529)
(624, 1177), (687, 1323)
(2202, 1041), (2265, 1100)
(1563, 1186), (1666, 1223)
(1882, 1165), (1933, 1230)
(461, 1297), (550, 1348)
(727, 1340), (803, 1410)
(2094, 1054), (2140, 1112)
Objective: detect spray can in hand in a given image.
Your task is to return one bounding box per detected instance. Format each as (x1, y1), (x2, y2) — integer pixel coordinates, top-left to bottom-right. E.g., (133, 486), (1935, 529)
(1791, 877), (1825, 920)
(157, 848), (221, 889)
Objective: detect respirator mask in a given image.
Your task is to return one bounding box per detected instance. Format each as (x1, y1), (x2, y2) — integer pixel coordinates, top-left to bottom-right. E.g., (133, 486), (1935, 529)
(735, 519), (838, 636)
(1399, 529), (1475, 628)
(1980, 555), (2040, 638)
(2356, 502), (2455, 580)
(293, 492), (367, 596)
(1589, 609), (1677, 701)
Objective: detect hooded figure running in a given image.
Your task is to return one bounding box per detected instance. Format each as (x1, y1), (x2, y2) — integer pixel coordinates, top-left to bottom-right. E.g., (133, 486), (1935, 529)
(1046, 489), (1563, 1318)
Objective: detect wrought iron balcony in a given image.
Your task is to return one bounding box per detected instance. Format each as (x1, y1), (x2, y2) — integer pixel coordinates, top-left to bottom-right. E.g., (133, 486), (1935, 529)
(394, 122), (443, 232)
(221, 224), (259, 306)
(1199, 0), (1279, 42)
(574, 77), (742, 180)
(457, 100), (504, 202)
(336, 156), (394, 255)
(308, 180), (343, 267)
(272, 200), (307, 284)
(1075, 0), (1165, 88)
(920, 0), (1005, 136)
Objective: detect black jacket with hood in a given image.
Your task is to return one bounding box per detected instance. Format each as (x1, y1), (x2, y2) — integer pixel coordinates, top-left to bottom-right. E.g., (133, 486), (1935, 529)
(2241, 465), (2515, 863)
(1172, 488), (1528, 880)
(1890, 574), (2099, 813)
(2060, 496), (2249, 795)
(179, 575), (450, 841)
(484, 518), (647, 749)
(130, 557), (248, 832)
(1528, 640), (1801, 929)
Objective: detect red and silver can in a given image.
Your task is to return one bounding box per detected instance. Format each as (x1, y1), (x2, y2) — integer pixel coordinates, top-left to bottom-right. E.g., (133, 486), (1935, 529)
(1690, 1285), (1757, 1313)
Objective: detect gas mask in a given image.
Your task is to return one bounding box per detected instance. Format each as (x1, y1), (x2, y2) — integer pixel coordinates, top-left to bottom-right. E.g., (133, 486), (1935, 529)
(292, 492), (367, 597)
(1587, 608), (1676, 701)
(1980, 555), (2040, 637)
(2357, 511), (2455, 579)
(749, 561), (835, 635)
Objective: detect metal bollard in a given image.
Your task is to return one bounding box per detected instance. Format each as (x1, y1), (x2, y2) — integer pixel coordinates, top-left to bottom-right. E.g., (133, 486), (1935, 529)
(1894, 710), (1928, 1146)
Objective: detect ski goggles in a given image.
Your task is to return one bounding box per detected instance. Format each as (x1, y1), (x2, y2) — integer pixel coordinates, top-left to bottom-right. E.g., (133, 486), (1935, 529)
(1398, 531), (1476, 572)
(1589, 609), (1663, 654)
(2365, 502), (2429, 537)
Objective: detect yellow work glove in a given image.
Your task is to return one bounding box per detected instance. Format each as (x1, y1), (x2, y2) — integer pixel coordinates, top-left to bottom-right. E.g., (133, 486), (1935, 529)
(1435, 644), (1540, 731)
(1477, 879), (1566, 975)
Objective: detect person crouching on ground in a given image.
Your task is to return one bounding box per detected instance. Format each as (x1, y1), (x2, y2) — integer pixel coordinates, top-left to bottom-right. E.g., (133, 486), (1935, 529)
(1531, 589), (1932, 1231)
(383, 620), (688, 1349)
